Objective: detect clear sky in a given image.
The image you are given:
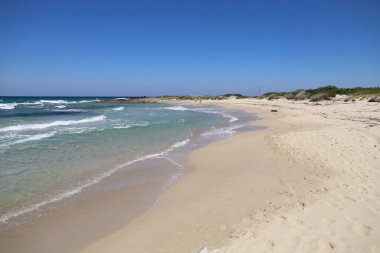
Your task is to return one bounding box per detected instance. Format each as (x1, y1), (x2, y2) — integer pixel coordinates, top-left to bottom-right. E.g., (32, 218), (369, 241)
(0, 0), (379, 96)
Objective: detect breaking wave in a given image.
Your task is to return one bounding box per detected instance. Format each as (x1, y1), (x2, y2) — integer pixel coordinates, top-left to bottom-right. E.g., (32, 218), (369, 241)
(0, 115), (106, 132)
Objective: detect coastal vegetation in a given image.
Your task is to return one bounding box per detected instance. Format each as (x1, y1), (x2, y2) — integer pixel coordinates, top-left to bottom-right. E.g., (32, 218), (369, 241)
(96, 85), (380, 104)
(161, 86), (380, 101)
(262, 85), (380, 99)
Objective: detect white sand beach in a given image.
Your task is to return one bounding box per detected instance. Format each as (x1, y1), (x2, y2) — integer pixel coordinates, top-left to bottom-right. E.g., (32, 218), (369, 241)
(2, 1), (379, 252)
(81, 97), (380, 253)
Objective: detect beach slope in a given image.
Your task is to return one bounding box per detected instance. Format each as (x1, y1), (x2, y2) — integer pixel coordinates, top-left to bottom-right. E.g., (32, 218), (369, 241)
(82, 98), (380, 253)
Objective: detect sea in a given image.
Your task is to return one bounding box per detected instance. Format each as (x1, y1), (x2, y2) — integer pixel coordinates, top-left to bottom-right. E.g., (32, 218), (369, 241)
(0, 97), (249, 231)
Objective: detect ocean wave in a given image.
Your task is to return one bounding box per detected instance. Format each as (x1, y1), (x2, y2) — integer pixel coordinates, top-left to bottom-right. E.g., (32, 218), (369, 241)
(39, 100), (71, 104)
(0, 115), (106, 132)
(53, 109), (87, 112)
(0, 101), (45, 110)
(39, 99), (98, 104)
(63, 122), (149, 134)
(0, 132), (57, 147)
(0, 99), (97, 110)
(169, 138), (190, 149)
(161, 105), (189, 111)
(0, 103), (17, 110)
(112, 125), (132, 129)
(159, 105), (238, 122)
(18, 102), (44, 106)
(201, 124), (244, 137)
(113, 106), (125, 111)
(113, 122), (149, 129)
(0, 137), (190, 224)
(66, 127), (97, 134)
(78, 99), (99, 103)
(194, 108), (238, 122)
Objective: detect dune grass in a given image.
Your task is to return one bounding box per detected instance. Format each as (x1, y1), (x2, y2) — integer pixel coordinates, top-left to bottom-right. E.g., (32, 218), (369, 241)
(263, 85), (380, 98)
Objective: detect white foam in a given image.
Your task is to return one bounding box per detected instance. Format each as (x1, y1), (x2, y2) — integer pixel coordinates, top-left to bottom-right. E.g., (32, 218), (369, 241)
(55, 105), (66, 109)
(196, 108), (238, 122)
(113, 122), (149, 129)
(39, 99), (97, 104)
(113, 125), (132, 129)
(65, 122), (147, 134)
(66, 127), (97, 134)
(54, 109), (87, 112)
(169, 138), (190, 149)
(227, 115), (239, 122)
(0, 115), (106, 132)
(113, 106), (125, 111)
(1, 132), (57, 147)
(0, 137), (190, 224)
(18, 102), (43, 106)
(159, 106), (239, 122)
(78, 99), (99, 103)
(0, 103), (17, 110)
(39, 100), (71, 104)
(162, 105), (189, 111)
(201, 125), (244, 137)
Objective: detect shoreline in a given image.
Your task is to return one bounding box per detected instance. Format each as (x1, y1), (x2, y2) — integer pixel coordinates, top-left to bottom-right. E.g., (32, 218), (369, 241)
(1, 98), (378, 252)
(0, 103), (241, 226)
(82, 98), (380, 253)
(80, 101), (320, 252)
(0, 104), (253, 253)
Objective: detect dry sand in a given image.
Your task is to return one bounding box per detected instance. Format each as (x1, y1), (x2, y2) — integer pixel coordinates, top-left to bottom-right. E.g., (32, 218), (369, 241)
(82, 97), (380, 253)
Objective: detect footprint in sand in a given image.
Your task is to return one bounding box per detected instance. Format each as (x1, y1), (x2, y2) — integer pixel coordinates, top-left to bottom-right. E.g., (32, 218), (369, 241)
(352, 222), (372, 236)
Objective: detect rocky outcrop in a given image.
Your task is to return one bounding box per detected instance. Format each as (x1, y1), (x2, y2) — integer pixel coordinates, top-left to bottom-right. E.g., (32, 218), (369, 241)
(284, 93), (296, 100)
(268, 94), (280, 100)
(294, 90), (311, 100)
(309, 93), (330, 102)
(368, 97), (380, 103)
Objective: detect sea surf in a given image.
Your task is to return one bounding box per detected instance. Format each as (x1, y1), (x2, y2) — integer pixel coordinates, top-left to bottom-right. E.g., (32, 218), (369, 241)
(0, 97), (249, 228)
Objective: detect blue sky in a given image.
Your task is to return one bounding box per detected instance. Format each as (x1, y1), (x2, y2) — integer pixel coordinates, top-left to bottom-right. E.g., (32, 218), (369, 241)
(0, 0), (379, 96)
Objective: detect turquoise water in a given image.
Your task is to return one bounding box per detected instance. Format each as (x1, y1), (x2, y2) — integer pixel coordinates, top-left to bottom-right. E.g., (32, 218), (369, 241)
(0, 97), (240, 224)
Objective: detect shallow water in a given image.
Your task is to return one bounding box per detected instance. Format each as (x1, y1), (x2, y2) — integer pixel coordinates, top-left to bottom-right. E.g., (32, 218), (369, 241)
(0, 97), (244, 227)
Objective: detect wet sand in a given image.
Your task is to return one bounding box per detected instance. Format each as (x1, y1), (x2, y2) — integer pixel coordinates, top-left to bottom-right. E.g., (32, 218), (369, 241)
(0, 158), (183, 253)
